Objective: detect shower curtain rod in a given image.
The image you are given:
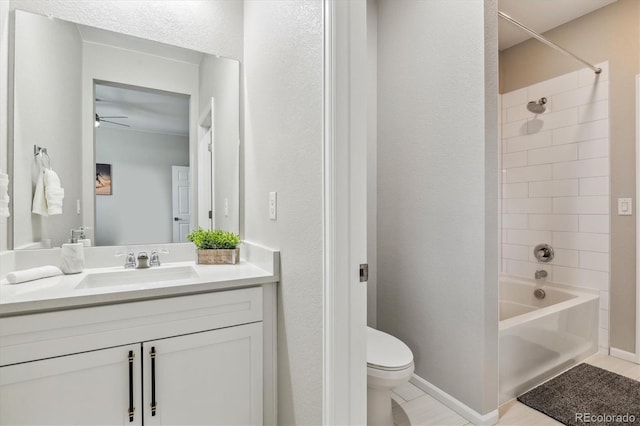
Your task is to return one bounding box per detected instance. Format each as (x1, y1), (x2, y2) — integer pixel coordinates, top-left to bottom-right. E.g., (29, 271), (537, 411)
(498, 11), (602, 74)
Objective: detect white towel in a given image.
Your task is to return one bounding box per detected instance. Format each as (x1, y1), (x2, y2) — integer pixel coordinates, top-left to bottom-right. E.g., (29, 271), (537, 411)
(43, 169), (64, 215)
(0, 172), (8, 218)
(32, 169), (48, 216)
(6, 265), (63, 284)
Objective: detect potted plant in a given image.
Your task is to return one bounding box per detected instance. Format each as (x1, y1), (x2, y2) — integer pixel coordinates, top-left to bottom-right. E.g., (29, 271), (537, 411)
(186, 228), (241, 265)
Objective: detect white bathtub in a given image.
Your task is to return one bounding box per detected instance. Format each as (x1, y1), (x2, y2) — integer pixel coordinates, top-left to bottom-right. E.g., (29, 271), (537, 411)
(499, 275), (599, 404)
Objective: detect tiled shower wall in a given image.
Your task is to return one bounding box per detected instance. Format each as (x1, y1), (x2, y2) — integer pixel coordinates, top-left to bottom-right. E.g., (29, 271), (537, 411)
(500, 62), (610, 351)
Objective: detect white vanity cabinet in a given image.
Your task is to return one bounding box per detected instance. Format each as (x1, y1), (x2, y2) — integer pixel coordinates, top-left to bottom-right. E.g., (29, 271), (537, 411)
(0, 285), (275, 426)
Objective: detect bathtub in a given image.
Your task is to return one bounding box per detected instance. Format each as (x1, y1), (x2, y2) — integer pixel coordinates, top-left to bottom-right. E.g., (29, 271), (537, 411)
(499, 275), (599, 404)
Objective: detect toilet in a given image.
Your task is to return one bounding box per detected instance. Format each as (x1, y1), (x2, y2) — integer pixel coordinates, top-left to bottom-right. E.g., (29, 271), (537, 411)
(367, 327), (415, 426)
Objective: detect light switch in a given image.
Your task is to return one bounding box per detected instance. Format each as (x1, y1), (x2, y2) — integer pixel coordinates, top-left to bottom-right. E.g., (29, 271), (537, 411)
(269, 192), (277, 220)
(224, 198), (229, 217)
(618, 198), (632, 216)
(77, 199), (81, 215)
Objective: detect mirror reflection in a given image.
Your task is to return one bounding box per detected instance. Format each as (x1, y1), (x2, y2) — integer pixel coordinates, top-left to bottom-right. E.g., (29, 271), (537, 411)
(11, 10), (240, 249)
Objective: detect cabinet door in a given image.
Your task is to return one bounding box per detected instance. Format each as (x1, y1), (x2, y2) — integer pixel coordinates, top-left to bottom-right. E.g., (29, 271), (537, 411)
(0, 344), (142, 425)
(143, 322), (263, 426)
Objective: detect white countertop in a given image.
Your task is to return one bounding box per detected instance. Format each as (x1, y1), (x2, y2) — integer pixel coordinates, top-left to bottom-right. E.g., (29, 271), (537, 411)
(0, 260), (278, 317)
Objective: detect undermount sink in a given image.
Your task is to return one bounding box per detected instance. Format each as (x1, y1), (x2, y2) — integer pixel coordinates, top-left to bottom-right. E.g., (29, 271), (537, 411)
(76, 266), (199, 289)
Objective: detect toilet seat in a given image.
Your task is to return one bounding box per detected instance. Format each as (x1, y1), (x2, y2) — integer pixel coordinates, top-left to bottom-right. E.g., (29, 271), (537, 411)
(367, 327), (414, 371)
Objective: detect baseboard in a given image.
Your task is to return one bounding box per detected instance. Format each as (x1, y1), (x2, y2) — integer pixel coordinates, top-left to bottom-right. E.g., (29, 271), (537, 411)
(410, 374), (499, 426)
(610, 347), (639, 364)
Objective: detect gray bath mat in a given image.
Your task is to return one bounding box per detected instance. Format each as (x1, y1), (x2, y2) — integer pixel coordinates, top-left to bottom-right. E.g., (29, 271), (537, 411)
(517, 363), (640, 426)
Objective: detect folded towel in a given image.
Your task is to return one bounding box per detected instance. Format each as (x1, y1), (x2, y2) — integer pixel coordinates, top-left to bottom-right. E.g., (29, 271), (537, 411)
(6, 266), (63, 284)
(43, 169), (64, 215)
(32, 169), (48, 216)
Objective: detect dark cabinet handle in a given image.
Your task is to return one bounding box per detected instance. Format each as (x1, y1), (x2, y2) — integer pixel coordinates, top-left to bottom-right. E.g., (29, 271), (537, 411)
(128, 351), (135, 422)
(174, 217), (179, 221)
(150, 347), (157, 416)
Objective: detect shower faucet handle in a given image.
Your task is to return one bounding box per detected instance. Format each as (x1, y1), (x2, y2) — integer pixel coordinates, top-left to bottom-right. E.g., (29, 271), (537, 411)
(533, 243), (554, 263)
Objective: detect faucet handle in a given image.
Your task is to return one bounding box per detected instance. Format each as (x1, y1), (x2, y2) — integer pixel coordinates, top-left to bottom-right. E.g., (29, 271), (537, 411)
(115, 250), (137, 269)
(149, 248), (168, 267)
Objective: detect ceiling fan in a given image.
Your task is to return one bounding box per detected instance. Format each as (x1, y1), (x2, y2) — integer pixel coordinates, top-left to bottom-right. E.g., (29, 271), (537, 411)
(95, 113), (130, 128)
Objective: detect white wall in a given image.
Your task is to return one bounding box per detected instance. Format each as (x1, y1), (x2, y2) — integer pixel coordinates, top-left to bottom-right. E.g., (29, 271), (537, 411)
(367, 0), (378, 328)
(1, 0), (10, 251)
(13, 10), (82, 249)
(376, 0), (499, 416)
(501, 63), (611, 351)
(199, 55), (240, 234)
(7, 0), (243, 60)
(243, 1), (323, 424)
(95, 127), (189, 246)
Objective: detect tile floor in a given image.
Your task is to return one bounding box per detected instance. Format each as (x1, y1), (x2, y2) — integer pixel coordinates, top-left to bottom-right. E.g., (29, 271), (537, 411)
(391, 354), (640, 426)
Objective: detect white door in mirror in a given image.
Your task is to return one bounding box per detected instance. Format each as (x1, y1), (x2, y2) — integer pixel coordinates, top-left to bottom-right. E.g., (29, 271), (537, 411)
(172, 166), (191, 242)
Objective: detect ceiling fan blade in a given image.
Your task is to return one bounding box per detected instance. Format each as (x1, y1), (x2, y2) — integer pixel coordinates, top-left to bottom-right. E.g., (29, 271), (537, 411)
(100, 119), (130, 127)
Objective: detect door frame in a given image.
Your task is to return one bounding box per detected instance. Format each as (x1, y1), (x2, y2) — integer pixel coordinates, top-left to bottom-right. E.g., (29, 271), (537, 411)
(322, 1), (368, 425)
(636, 74), (640, 362)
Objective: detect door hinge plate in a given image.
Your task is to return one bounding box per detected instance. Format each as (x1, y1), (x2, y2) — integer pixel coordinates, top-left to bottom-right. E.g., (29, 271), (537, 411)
(359, 264), (368, 282)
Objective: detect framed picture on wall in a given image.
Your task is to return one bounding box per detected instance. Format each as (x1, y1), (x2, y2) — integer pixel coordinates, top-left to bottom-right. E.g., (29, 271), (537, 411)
(96, 163), (112, 195)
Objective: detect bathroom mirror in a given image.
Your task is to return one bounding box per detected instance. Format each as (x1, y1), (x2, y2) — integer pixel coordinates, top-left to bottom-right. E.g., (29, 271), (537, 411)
(10, 10), (240, 249)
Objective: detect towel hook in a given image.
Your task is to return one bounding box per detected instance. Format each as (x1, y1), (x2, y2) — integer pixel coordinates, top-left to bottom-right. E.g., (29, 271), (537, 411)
(34, 145), (51, 170)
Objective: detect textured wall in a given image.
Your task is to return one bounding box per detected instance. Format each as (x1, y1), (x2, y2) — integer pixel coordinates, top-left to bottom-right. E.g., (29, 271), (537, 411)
(377, 0), (499, 415)
(243, 1), (323, 424)
(7, 0), (243, 59)
(500, 0), (639, 354)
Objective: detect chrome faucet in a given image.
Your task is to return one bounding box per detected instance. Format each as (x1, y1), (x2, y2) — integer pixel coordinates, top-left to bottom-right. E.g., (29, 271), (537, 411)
(149, 249), (168, 267)
(150, 250), (161, 267)
(118, 250), (136, 269)
(535, 270), (548, 280)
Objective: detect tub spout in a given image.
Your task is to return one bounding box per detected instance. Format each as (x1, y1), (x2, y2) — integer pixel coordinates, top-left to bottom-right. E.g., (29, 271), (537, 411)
(535, 270), (548, 279)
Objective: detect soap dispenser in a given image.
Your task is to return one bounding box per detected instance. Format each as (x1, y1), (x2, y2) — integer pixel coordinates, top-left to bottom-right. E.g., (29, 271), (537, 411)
(61, 229), (85, 274)
(78, 226), (92, 247)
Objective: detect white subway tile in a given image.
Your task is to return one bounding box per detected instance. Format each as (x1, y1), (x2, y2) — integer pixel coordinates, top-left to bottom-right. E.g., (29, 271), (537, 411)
(528, 214), (579, 232)
(552, 157), (609, 180)
(578, 61), (609, 87)
(503, 119), (529, 138)
(553, 196), (609, 215)
(552, 84), (609, 111)
(502, 139), (508, 155)
(502, 214), (528, 229)
(529, 179), (579, 197)
(502, 151), (527, 169)
(502, 183), (528, 199)
(553, 232), (609, 253)
(599, 309), (609, 330)
(528, 72), (578, 99)
(507, 131), (552, 153)
(578, 138), (608, 160)
(553, 265), (609, 291)
(528, 144), (578, 166)
(502, 244), (530, 261)
(580, 177), (609, 196)
(507, 259), (551, 280)
(501, 107), (508, 124)
(552, 119), (609, 145)
(507, 229), (553, 246)
(579, 215), (609, 234)
(505, 164), (552, 183)
(506, 104), (534, 123)
(506, 198), (552, 214)
(599, 291), (609, 310)
(527, 108), (577, 133)
(503, 88), (527, 108)
(578, 100), (608, 123)
(580, 251), (610, 272)
(535, 248), (579, 268)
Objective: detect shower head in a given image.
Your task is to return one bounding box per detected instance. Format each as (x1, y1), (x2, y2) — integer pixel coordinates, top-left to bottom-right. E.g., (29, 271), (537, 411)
(527, 97), (547, 114)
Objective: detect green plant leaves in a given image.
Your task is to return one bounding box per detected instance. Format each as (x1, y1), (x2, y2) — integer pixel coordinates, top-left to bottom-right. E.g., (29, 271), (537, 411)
(186, 228), (241, 249)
